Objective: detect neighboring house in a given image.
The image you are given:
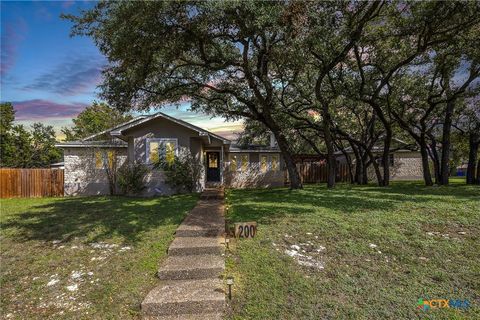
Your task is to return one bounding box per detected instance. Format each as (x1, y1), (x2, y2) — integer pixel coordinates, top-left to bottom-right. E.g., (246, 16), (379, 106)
(56, 112), (284, 196)
(335, 139), (424, 181)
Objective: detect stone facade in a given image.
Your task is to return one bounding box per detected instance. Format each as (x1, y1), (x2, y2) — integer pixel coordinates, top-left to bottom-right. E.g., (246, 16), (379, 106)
(365, 151), (423, 181)
(63, 147), (127, 196)
(224, 166), (284, 188)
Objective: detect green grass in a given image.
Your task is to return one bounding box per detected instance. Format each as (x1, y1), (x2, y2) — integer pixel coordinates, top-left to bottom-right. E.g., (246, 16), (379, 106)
(225, 181), (480, 319)
(0, 194), (198, 319)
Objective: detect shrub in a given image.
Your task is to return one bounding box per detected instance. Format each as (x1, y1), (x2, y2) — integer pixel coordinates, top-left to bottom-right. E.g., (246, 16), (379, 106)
(117, 162), (149, 195)
(155, 148), (203, 193)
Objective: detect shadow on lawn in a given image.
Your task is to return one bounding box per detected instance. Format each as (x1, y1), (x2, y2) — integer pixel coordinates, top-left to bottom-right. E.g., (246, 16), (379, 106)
(226, 182), (479, 223)
(2, 194), (198, 244)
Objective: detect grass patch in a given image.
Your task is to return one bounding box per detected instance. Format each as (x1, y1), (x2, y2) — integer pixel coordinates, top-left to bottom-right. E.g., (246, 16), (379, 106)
(0, 194), (198, 319)
(225, 181), (479, 319)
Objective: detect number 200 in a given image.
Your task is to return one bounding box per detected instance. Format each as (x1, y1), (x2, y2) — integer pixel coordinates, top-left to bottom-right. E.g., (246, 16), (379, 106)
(237, 225), (256, 238)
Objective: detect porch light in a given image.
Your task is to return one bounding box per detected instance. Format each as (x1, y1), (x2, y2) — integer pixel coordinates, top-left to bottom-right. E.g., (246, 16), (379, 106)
(226, 276), (234, 300)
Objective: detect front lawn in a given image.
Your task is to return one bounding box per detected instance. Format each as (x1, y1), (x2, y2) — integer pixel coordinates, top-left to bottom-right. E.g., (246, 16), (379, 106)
(0, 194), (198, 319)
(225, 181), (480, 319)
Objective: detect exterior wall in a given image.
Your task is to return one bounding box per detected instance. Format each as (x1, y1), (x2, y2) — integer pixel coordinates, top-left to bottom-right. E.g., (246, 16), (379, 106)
(390, 152), (423, 180)
(224, 152), (284, 188)
(122, 117), (213, 195)
(63, 147), (127, 196)
(123, 117), (201, 163)
(360, 152), (423, 181)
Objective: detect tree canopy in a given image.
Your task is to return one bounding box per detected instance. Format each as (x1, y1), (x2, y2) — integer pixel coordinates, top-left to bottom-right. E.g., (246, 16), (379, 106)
(1, 103), (62, 168)
(66, 1), (480, 187)
(62, 101), (133, 141)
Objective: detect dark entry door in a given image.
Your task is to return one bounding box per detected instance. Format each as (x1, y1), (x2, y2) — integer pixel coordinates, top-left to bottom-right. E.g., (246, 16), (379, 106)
(206, 152), (221, 182)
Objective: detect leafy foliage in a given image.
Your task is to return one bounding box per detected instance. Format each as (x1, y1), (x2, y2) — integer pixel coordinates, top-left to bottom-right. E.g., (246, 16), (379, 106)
(61, 102), (133, 141)
(154, 148), (203, 193)
(1, 103), (61, 168)
(117, 163), (149, 195)
(65, 1), (480, 187)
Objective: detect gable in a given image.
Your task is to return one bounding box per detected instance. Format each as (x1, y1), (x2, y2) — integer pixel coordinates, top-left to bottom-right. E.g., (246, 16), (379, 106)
(110, 112), (229, 145)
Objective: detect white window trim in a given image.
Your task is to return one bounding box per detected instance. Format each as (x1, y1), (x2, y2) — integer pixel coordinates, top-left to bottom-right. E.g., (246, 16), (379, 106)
(146, 138), (178, 164)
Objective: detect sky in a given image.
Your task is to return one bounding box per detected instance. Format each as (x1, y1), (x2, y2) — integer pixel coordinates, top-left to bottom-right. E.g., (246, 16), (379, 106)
(1, 0), (243, 140)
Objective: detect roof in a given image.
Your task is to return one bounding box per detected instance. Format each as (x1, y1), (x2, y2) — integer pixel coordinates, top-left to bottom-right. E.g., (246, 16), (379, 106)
(334, 138), (417, 155)
(58, 112), (231, 147)
(110, 112), (231, 144)
(55, 140), (128, 148)
(229, 144), (280, 153)
(82, 116), (148, 141)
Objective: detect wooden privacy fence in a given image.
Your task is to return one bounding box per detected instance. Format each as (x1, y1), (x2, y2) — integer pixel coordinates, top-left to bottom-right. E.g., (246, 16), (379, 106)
(285, 162), (350, 184)
(0, 168), (64, 198)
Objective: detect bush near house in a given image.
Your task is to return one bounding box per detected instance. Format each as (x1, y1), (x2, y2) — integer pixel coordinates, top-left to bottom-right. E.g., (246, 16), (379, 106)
(225, 180), (480, 319)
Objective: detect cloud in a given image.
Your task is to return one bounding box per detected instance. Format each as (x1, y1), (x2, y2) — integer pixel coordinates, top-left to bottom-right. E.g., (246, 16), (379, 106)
(35, 6), (53, 21)
(1, 17), (28, 77)
(12, 99), (88, 120)
(23, 55), (105, 96)
(62, 1), (75, 9)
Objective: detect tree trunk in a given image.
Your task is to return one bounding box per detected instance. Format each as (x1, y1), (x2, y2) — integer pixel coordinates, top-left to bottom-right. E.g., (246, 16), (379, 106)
(344, 150), (354, 183)
(476, 159), (480, 185)
(381, 128), (392, 186)
(466, 133), (479, 185)
(419, 136), (433, 186)
(322, 103), (336, 188)
(274, 130), (302, 189)
(368, 152), (383, 186)
(427, 133), (441, 184)
(361, 153), (370, 184)
(351, 143), (362, 184)
(440, 99), (455, 185)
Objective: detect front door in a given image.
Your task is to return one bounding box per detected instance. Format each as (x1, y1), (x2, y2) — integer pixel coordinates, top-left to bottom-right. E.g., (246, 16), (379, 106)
(206, 152), (221, 182)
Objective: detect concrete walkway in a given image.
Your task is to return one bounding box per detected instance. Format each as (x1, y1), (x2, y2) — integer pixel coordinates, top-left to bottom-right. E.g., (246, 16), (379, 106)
(142, 188), (226, 320)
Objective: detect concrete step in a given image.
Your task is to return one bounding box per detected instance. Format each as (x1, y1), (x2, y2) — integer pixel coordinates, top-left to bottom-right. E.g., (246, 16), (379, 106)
(158, 255), (224, 280)
(142, 279), (225, 317)
(175, 227), (224, 238)
(144, 313), (223, 320)
(175, 201), (224, 237)
(200, 189), (224, 201)
(168, 237), (224, 256)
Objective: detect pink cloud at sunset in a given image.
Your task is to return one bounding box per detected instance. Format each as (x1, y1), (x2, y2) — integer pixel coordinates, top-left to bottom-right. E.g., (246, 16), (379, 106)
(12, 99), (89, 120)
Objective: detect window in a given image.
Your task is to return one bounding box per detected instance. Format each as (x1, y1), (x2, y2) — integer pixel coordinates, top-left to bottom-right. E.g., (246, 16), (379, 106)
(149, 141), (159, 163)
(260, 155), (268, 173)
(229, 153), (249, 172)
(241, 154), (249, 171)
(229, 154), (237, 171)
(95, 151), (103, 169)
(107, 151), (115, 168)
(146, 138), (177, 165)
(259, 154), (280, 172)
(271, 154), (279, 171)
(95, 150), (116, 169)
(208, 153), (218, 168)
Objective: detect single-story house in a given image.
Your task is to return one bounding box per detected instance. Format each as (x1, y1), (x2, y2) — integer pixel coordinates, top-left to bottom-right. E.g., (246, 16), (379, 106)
(56, 112), (284, 196)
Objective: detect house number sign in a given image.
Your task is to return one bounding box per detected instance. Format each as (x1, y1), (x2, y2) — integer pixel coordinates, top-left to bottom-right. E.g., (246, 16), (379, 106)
(234, 222), (257, 238)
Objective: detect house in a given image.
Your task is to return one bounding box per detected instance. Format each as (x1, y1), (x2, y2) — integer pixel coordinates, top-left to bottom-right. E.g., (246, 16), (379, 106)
(56, 112), (284, 196)
(335, 139), (424, 181)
